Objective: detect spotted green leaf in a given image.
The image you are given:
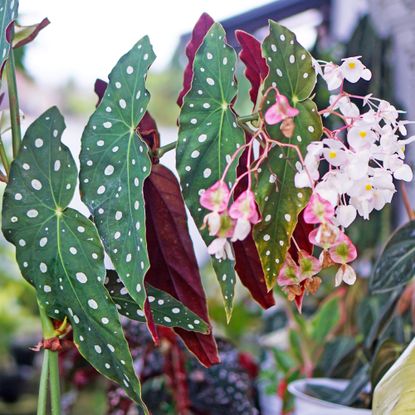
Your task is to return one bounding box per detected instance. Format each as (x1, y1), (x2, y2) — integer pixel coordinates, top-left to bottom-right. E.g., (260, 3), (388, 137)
(176, 23), (245, 320)
(1, 107), (147, 411)
(253, 100), (322, 288)
(0, 0), (18, 74)
(106, 271), (209, 334)
(80, 36), (154, 313)
(262, 20), (316, 103)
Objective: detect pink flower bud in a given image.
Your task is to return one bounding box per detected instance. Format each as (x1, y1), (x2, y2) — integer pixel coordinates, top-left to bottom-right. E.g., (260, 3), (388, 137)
(200, 181), (229, 212)
(265, 94), (299, 125)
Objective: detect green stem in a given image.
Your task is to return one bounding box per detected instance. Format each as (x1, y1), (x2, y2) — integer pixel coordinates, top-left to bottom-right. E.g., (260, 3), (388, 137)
(38, 303), (61, 415)
(5, 36), (22, 158)
(237, 112), (259, 124)
(0, 134), (10, 175)
(49, 349), (61, 415)
(157, 141), (176, 158)
(37, 349), (50, 415)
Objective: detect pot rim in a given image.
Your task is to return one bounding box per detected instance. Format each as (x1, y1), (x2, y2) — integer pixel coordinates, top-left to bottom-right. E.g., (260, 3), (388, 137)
(287, 378), (371, 412)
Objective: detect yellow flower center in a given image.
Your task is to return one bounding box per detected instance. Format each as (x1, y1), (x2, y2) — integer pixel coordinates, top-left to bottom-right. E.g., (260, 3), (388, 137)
(365, 184), (373, 191)
(359, 130), (367, 138)
(348, 62), (356, 69)
(328, 151), (337, 159)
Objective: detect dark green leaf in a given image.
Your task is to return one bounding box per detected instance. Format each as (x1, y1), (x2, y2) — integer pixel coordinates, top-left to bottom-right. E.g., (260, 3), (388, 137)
(80, 36), (155, 312)
(176, 23), (245, 319)
(253, 101), (322, 288)
(370, 221), (415, 293)
(106, 271), (209, 334)
(1, 107), (146, 409)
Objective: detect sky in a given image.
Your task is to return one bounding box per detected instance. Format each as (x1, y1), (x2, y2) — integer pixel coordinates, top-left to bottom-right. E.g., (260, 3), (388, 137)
(19, 0), (274, 88)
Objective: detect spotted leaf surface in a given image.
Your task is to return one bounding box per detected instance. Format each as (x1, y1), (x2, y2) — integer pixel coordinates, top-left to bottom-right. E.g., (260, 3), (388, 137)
(253, 100), (322, 288)
(106, 271), (209, 334)
(1, 107), (146, 410)
(0, 0), (18, 74)
(262, 20), (316, 103)
(176, 23), (245, 319)
(80, 37), (154, 313)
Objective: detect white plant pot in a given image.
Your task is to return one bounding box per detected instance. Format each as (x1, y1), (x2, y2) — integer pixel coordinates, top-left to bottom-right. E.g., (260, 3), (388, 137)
(288, 378), (372, 415)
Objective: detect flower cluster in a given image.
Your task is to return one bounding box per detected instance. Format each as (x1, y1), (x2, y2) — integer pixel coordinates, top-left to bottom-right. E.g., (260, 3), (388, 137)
(200, 181), (259, 260)
(296, 56), (415, 225)
(277, 194), (357, 311)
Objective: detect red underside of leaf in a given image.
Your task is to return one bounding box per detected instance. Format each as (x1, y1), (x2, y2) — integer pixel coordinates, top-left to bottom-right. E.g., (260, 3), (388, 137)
(144, 164), (219, 367)
(233, 134), (275, 307)
(176, 13), (215, 107)
(93, 78), (108, 107)
(289, 209), (314, 262)
(235, 30), (269, 106)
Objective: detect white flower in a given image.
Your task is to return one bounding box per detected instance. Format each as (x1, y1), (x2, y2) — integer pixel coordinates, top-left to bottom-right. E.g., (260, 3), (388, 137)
(336, 205), (357, 228)
(203, 211), (221, 236)
(207, 238), (234, 260)
(394, 164), (413, 181)
(378, 100), (400, 124)
(323, 63), (343, 90)
(231, 218), (251, 242)
(347, 123), (378, 151)
(335, 264), (357, 287)
(339, 57), (372, 83)
(344, 150), (370, 181)
(329, 95), (360, 119)
(322, 139), (347, 167)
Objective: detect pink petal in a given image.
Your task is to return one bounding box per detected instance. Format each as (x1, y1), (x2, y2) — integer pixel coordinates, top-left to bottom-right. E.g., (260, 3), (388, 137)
(200, 181), (229, 212)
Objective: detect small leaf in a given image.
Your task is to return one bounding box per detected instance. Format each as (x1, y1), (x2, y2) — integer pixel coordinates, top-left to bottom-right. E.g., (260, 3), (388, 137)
(373, 338), (415, 414)
(80, 36), (155, 313)
(235, 30), (269, 106)
(105, 270), (209, 334)
(144, 163), (219, 366)
(177, 12), (214, 107)
(176, 23), (246, 319)
(262, 20), (316, 103)
(12, 18), (50, 49)
(253, 101), (322, 288)
(370, 221), (415, 293)
(1, 107), (146, 409)
(0, 0), (18, 75)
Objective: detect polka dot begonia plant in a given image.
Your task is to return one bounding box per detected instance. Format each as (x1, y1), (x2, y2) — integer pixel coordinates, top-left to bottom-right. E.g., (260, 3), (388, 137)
(0, 6), (413, 413)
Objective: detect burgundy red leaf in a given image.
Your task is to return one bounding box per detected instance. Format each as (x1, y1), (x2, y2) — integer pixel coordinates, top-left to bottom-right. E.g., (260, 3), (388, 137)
(144, 163), (219, 367)
(94, 78), (108, 107)
(176, 13), (215, 107)
(289, 209), (314, 262)
(235, 30), (269, 106)
(233, 134), (275, 308)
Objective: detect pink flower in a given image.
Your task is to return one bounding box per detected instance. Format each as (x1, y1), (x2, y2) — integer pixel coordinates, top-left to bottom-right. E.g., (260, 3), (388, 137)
(200, 181), (229, 212)
(229, 190), (260, 242)
(277, 254), (302, 287)
(328, 233), (357, 264)
(309, 222), (340, 250)
(265, 94), (299, 125)
(298, 251), (321, 279)
(304, 193), (335, 224)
